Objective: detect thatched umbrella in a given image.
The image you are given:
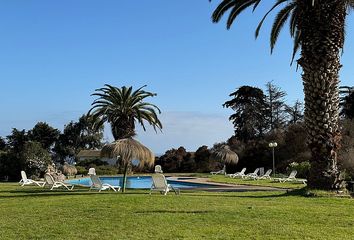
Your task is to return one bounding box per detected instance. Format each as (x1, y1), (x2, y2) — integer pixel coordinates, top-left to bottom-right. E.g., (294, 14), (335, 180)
(100, 138), (155, 192)
(212, 145), (238, 174)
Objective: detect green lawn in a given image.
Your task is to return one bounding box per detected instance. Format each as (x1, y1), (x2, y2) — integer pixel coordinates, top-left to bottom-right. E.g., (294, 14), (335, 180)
(1, 183), (353, 240)
(209, 175), (307, 189)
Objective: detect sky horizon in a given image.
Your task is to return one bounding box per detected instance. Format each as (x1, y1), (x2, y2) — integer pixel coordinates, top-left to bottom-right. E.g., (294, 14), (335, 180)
(1, 1), (354, 153)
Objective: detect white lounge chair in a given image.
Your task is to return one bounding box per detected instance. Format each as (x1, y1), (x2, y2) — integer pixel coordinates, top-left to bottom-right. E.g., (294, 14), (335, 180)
(210, 165), (226, 175)
(228, 168), (247, 178)
(243, 168), (260, 179)
(154, 165), (163, 173)
(88, 168), (96, 175)
(150, 173), (179, 195)
(44, 173), (74, 190)
(89, 175), (121, 192)
(19, 171), (45, 187)
(274, 170), (307, 184)
(256, 169), (272, 180)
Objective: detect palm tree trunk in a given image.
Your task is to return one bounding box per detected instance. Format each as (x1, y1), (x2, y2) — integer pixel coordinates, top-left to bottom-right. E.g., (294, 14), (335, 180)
(297, 1), (346, 189)
(122, 163), (128, 192)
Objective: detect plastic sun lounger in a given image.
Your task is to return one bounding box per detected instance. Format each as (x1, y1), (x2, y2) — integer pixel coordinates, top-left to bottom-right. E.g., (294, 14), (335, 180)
(19, 171), (45, 187)
(243, 168), (260, 179)
(274, 170), (307, 184)
(228, 168), (246, 178)
(44, 173), (74, 190)
(89, 175), (121, 192)
(150, 173), (179, 195)
(256, 169), (272, 180)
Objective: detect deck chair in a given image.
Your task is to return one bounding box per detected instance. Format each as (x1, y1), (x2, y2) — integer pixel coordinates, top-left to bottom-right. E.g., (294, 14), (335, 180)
(19, 171), (45, 187)
(243, 168), (260, 179)
(150, 173), (179, 195)
(275, 170), (307, 184)
(89, 175), (120, 192)
(228, 168), (246, 178)
(88, 168), (96, 175)
(256, 169), (272, 180)
(44, 173), (74, 190)
(210, 165), (226, 175)
(154, 165), (163, 173)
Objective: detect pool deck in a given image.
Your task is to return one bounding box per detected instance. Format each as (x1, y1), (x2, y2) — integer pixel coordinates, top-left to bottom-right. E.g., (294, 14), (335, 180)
(167, 176), (286, 192)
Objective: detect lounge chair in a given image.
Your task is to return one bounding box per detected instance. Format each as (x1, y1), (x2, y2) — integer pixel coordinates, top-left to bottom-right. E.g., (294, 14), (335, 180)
(243, 168), (260, 179)
(274, 170), (307, 184)
(210, 165), (226, 175)
(150, 173), (179, 195)
(154, 165), (163, 173)
(256, 169), (272, 180)
(228, 168), (246, 178)
(19, 171), (45, 187)
(44, 173), (74, 190)
(89, 175), (121, 192)
(88, 168), (96, 175)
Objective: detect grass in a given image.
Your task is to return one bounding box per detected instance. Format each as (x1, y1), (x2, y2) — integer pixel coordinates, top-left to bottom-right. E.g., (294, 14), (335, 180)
(1, 183), (354, 240)
(209, 175), (307, 189)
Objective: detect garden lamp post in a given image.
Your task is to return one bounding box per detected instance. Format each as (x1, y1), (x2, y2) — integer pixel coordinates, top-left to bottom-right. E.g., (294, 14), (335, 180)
(268, 142), (278, 177)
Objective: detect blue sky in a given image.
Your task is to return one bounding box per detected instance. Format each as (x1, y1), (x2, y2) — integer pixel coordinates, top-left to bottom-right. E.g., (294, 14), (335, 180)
(0, 1), (353, 153)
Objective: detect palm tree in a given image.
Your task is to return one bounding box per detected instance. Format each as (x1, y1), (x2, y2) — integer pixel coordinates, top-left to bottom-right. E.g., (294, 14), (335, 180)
(210, 0), (353, 190)
(89, 84), (162, 140)
(89, 84), (162, 192)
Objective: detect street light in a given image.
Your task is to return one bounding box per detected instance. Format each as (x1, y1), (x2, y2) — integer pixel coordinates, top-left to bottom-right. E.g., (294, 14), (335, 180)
(268, 142), (278, 177)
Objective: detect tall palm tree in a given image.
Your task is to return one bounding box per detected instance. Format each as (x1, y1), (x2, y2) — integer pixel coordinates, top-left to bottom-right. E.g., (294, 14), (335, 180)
(210, 0), (353, 190)
(89, 84), (162, 192)
(89, 84), (162, 140)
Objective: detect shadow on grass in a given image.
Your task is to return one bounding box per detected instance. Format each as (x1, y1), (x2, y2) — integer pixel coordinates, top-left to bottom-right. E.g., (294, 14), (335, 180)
(134, 210), (213, 214)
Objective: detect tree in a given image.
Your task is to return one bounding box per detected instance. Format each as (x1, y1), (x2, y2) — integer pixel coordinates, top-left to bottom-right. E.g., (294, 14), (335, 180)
(285, 100), (304, 125)
(211, 0), (351, 189)
(28, 122), (60, 151)
(22, 141), (52, 178)
(53, 115), (104, 163)
(0, 137), (6, 152)
(264, 82), (287, 131)
(89, 84), (162, 140)
(223, 86), (266, 142)
(6, 128), (28, 153)
(89, 84), (162, 192)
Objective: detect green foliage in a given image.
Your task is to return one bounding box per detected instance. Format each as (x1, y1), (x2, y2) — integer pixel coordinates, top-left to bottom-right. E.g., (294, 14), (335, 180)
(288, 161), (310, 178)
(53, 114), (104, 163)
(22, 141), (52, 178)
(223, 86), (267, 142)
(28, 122), (60, 150)
(95, 165), (118, 175)
(6, 128), (28, 152)
(0, 137), (6, 151)
(75, 166), (87, 175)
(77, 158), (108, 168)
(89, 84), (162, 140)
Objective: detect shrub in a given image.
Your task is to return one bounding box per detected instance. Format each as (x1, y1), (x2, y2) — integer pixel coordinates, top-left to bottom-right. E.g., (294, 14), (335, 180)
(95, 165), (117, 175)
(288, 161), (310, 178)
(75, 166), (87, 175)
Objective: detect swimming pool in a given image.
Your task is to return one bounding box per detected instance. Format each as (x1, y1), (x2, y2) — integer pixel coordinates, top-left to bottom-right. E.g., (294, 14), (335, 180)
(67, 176), (217, 189)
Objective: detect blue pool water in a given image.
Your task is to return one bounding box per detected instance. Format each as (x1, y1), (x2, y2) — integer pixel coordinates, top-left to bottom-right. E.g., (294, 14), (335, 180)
(67, 176), (216, 189)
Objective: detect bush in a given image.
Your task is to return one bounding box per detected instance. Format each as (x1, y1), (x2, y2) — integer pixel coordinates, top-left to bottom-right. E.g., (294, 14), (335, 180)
(95, 165), (117, 175)
(77, 158), (108, 168)
(288, 161), (310, 178)
(75, 166), (87, 175)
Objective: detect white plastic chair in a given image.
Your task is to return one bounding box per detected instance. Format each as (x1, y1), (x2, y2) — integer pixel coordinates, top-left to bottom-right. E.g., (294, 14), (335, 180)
(44, 173), (74, 190)
(150, 173), (179, 195)
(210, 165), (226, 175)
(243, 168), (260, 179)
(274, 170), (307, 184)
(228, 168), (247, 178)
(154, 165), (163, 173)
(88, 168), (96, 175)
(89, 175), (120, 192)
(256, 169), (272, 180)
(19, 171), (45, 187)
